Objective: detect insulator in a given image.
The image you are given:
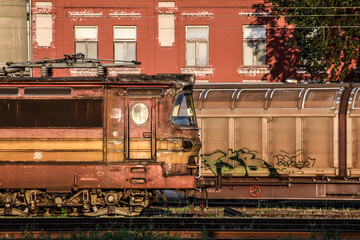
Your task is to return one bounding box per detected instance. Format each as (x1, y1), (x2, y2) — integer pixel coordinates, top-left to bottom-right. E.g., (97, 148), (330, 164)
(41, 66), (53, 77)
(41, 65), (48, 77)
(48, 68), (53, 77)
(97, 66), (107, 77)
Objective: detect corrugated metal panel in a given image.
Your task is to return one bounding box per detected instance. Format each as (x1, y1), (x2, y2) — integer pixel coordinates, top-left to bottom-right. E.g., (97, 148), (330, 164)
(196, 84), (342, 178)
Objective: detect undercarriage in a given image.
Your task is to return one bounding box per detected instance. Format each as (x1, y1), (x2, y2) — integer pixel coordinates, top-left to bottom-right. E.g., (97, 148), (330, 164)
(0, 189), (157, 217)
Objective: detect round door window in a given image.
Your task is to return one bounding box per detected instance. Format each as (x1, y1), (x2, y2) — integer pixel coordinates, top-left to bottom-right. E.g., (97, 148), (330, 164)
(131, 103), (149, 125)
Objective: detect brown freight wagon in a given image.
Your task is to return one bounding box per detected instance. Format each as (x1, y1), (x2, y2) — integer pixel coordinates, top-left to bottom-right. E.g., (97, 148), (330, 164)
(0, 55), (201, 216)
(195, 83), (360, 200)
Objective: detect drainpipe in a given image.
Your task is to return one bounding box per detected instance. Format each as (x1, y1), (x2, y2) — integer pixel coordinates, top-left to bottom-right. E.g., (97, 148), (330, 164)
(28, 0), (33, 76)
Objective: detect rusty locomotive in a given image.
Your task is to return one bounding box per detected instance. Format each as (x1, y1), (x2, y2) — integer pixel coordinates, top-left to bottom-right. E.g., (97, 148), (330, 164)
(194, 83), (360, 202)
(0, 55), (201, 216)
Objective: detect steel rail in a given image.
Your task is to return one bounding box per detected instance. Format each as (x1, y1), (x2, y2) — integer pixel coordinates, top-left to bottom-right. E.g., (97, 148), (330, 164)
(1, 217), (360, 231)
(1, 217), (360, 239)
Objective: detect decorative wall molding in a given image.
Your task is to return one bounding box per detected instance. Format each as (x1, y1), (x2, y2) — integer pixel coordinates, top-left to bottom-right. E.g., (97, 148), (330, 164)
(238, 12), (270, 17)
(68, 12), (102, 18)
(70, 68), (141, 76)
(108, 67), (141, 76)
(237, 66), (270, 76)
(182, 12), (213, 18)
(109, 12), (141, 18)
(181, 67), (214, 77)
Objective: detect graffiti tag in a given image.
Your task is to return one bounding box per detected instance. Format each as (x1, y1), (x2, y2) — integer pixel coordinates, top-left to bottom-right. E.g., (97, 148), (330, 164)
(201, 148), (316, 178)
(273, 149), (316, 169)
(201, 148), (279, 177)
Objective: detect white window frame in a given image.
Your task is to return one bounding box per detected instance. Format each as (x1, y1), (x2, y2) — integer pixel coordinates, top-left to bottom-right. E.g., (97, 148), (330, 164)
(186, 26), (209, 67)
(113, 26), (137, 62)
(75, 26), (98, 59)
(243, 25), (266, 67)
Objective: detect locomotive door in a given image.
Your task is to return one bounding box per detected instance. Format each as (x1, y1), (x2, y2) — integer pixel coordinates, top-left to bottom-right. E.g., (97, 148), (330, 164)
(125, 99), (156, 160)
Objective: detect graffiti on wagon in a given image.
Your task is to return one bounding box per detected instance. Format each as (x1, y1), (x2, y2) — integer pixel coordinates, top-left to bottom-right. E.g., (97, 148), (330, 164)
(201, 148), (279, 177)
(273, 149), (316, 169)
(201, 148), (316, 177)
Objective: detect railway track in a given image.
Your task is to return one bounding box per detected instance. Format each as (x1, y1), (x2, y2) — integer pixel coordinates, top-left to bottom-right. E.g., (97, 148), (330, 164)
(155, 197), (360, 209)
(1, 217), (360, 239)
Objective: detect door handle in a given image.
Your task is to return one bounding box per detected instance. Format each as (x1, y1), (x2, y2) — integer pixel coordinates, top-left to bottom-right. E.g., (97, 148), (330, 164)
(143, 132), (151, 138)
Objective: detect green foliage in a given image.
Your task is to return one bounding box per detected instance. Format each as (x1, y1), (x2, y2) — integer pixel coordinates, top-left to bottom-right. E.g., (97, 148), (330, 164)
(60, 208), (69, 218)
(270, 0), (360, 81)
(0, 227), (193, 240)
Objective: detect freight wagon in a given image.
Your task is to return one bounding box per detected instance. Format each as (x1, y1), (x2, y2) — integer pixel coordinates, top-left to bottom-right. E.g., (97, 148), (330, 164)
(195, 83), (360, 200)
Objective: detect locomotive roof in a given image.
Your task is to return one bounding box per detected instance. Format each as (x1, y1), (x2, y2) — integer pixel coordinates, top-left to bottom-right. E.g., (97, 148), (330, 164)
(0, 74), (196, 88)
(0, 54), (195, 88)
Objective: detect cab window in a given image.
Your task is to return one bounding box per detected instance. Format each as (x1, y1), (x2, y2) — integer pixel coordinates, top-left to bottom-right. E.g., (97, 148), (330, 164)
(171, 93), (197, 126)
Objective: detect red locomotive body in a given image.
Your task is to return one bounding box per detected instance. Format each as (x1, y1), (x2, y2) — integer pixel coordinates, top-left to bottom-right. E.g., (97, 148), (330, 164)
(0, 56), (200, 216)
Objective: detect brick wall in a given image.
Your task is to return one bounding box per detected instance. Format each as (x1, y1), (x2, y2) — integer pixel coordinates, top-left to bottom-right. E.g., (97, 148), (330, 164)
(32, 0), (299, 82)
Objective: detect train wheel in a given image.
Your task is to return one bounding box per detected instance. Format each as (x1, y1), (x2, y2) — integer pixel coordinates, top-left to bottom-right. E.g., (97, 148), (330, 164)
(0, 189), (157, 217)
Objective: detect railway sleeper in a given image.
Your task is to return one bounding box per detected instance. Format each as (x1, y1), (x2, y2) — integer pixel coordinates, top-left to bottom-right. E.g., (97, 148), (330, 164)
(0, 189), (157, 217)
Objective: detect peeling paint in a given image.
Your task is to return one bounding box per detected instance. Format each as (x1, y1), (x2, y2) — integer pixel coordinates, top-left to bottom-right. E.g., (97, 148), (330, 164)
(168, 163), (173, 170)
(168, 139), (182, 144)
(111, 108), (122, 123)
(111, 140), (123, 145)
(33, 152), (42, 160)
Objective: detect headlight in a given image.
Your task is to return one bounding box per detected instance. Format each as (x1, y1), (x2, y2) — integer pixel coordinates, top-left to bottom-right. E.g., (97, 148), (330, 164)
(131, 103), (149, 125)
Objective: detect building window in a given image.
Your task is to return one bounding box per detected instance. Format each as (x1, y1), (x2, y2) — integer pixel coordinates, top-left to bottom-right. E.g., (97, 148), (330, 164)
(186, 26), (209, 67)
(36, 14), (52, 47)
(243, 25), (266, 66)
(299, 28), (325, 72)
(114, 26), (136, 62)
(75, 26), (98, 59)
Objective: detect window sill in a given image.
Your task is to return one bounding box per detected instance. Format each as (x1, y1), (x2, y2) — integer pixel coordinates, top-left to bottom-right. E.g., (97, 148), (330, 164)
(70, 67), (141, 77)
(181, 67), (214, 77)
(296, 67), (327, 74)
(238, 66), (270, 76)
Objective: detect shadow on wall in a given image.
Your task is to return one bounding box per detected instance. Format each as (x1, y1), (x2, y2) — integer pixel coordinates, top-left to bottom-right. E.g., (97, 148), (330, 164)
(251, 2), (299, 82)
